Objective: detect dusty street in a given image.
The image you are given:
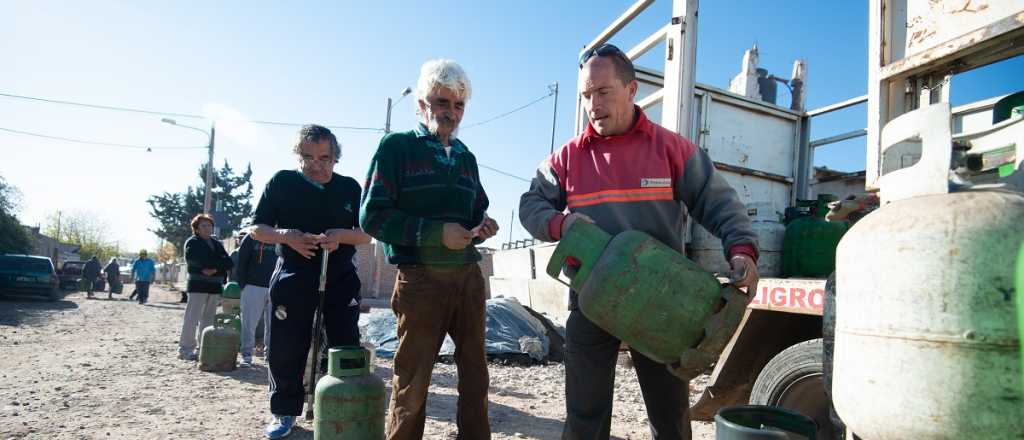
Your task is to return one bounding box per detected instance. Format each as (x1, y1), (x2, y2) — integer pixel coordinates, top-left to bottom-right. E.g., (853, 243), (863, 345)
(0, 284), (714, 440)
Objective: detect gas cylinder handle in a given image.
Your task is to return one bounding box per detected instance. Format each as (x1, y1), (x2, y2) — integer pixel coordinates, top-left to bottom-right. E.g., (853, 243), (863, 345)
(329, 346), (371, 377)
(213, 313), (234, 328)
(545, 221), (612, 290)
(876, 102), (952, 203)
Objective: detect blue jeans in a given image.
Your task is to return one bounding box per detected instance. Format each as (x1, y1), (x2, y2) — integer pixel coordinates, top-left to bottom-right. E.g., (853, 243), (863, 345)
(135, 281), (151, 303)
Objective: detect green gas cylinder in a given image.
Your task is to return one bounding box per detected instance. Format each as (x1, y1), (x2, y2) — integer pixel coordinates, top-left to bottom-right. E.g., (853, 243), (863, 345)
(1018, 243), (1024, 389)
(314, 346), (385, 440)
(546, 221), (747, 376)
(221, 281), (242, 315)
(198, 314), (240, 372)
(782, 194), (847, 277)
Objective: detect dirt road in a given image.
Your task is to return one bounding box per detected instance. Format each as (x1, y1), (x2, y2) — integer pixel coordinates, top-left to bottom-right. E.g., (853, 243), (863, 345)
(0, 285), (714, 439)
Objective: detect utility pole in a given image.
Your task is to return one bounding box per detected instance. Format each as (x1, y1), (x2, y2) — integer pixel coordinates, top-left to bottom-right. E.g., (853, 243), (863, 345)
(385, 98), (393, 134)
(549, 82), (559, 154)
(508, 209), (515, 245)
(373, 87), (412, 297)
(161, 118), (215, 214)
(56, 210), (62, 241)
(204, 123), (216, 214)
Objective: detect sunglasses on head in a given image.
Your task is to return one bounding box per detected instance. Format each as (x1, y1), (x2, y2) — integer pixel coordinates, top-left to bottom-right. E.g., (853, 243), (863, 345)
(578, 43), (627, 68)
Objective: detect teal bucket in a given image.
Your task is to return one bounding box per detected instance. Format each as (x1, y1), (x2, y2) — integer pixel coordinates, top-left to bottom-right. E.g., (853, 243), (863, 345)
(715, 405), (818, 440)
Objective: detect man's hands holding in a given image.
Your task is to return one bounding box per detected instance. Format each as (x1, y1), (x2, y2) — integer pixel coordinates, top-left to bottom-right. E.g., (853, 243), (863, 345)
(729, 254), (759, 301)
(442, 223), (473, 250)
(471, 216), (499, 240)
(561, 212), (595, 238)
(281, 229), (322, 258)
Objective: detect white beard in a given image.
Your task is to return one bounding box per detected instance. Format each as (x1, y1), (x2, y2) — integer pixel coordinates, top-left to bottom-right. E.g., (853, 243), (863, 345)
(426, 116), (459, 140)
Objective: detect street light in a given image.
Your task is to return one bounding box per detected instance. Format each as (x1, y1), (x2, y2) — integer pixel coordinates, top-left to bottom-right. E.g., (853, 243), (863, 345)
(162, 118), (216, 214)
(384, 87), (412, 134)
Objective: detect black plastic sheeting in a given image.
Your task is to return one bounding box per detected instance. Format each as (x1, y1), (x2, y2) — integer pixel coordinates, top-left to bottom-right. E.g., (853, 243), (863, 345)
(359, 297), (557, 362)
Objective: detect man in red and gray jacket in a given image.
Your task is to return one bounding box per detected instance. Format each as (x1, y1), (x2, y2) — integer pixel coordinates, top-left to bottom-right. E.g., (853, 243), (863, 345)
(519, 44), (759, 440)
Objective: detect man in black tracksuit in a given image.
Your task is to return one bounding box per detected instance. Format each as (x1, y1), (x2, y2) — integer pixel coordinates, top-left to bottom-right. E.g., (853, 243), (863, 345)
(250, 125), (371, 439)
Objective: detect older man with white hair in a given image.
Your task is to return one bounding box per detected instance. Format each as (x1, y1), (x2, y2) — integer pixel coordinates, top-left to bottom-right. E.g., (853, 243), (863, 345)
(360, 59), (498, 440)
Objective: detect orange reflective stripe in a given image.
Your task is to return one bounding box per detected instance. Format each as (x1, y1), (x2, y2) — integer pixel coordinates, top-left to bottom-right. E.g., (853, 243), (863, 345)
(567, 187), (674, 208)
(567, 187), (672, 202)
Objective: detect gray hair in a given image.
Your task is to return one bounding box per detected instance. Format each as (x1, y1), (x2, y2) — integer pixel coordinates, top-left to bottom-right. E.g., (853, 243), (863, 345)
(291, 124), (341, 161)
(415, 59), (472, 119)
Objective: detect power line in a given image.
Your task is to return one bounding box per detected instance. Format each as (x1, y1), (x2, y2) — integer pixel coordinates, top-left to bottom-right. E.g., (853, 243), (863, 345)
(478, 163), (530, 183)
(462, 91), (554, 129)
(0, 127), (207, 150)
(245, 119), (383, 132)
(0, 92), (202, 119)
(0, 92), (383, 132)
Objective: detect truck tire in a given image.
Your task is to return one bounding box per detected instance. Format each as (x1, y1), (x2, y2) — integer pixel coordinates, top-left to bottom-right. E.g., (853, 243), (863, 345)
(750, 338), (840, 439)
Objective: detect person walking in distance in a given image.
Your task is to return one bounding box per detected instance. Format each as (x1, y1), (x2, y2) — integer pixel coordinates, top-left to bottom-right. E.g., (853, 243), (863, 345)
(103, 257), (120, 300)
(131, 250), (156, 304)
(82, 256), (101, 299)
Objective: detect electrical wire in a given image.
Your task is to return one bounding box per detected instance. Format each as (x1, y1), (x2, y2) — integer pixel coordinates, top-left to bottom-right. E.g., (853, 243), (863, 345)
(0, 92), (201, 119)
(0, 92), (383, 132)
(478, 163), (530, 183)
(0, 127), (206, 150)
(0, 91), (541, 179)
(245, 119), (383, 132)
(461, 92), (554, 129)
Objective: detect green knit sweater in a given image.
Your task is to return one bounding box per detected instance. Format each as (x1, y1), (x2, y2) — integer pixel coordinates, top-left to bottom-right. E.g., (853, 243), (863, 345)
(359, 125), (489, 265)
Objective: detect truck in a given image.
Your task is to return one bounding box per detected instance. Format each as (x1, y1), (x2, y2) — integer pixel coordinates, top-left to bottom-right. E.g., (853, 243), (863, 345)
(488, 1), (1024, 438)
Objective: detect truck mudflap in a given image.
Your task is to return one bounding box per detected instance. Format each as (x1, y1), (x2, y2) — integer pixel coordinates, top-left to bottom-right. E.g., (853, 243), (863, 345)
(689, 278), (826, 421)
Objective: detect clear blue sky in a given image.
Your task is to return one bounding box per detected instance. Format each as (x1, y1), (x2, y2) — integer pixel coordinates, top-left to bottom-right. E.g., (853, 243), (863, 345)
(3, 1), (1022, 252)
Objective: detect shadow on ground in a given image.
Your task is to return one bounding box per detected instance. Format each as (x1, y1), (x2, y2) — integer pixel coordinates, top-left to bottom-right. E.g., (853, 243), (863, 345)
(143, 302), (188, 310)
(422, 391), (570, 439)
(0, 292), (79, 327)
(216, 364), (271, 386)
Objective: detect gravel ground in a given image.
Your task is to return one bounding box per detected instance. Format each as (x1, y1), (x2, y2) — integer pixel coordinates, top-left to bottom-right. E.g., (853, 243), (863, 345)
(0, 284), (714, 439)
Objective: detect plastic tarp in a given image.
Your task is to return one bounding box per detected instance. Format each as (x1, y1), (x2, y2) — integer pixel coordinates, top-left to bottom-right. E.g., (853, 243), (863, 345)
(359, 297), (550, 361)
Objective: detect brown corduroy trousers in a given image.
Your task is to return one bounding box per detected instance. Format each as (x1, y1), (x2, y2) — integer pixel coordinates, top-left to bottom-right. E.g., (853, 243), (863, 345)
(386, 263), (491, 440)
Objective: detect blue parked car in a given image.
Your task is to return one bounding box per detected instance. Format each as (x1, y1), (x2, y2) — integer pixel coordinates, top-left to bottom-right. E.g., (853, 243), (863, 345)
(0, 254), (61, 301)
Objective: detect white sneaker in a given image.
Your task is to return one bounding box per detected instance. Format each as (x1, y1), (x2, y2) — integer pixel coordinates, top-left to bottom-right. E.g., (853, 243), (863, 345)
(239, 356), (253, 367)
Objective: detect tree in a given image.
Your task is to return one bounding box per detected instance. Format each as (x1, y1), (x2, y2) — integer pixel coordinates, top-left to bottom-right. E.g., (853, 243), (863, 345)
(147, 160), (254, 251)
(0, 175), (33, 254)
(42, 210), (120, 261)
(155, 240), (177, 264)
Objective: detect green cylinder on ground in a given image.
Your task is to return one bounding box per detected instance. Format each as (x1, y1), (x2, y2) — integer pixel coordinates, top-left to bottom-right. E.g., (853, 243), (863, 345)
(198, 314), (240, 372)
(782, 194), (847, 277)
(546, 221), (733, 365)
(221, 282), (242, 315)
(715, 405), (818, 440)
(222, 281), (241, 298)
(314, 346), (385, 440)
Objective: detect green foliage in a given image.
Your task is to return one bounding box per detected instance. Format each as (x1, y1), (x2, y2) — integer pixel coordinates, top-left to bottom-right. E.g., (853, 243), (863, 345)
(146, 160), (254, 251)
(41, 210), (120, 262)
(0, 176), (33, 255)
